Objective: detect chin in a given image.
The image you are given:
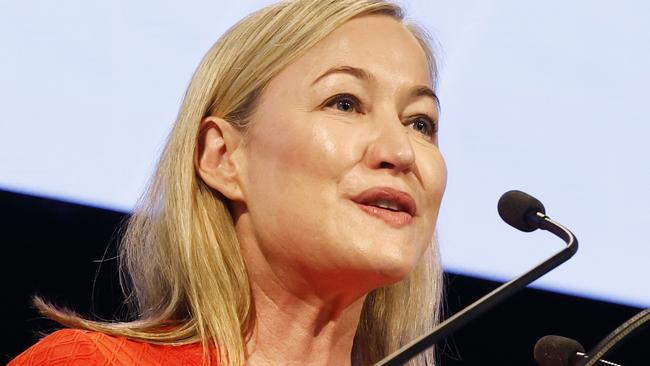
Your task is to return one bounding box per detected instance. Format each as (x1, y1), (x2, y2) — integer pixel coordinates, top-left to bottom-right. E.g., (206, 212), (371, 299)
(378, 263), (418, 284)
(365, 249), (422, 287)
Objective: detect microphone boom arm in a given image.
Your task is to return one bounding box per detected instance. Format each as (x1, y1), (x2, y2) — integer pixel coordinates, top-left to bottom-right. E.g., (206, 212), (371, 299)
(577, 308), (650, 366)
(374, 214), (578, 366)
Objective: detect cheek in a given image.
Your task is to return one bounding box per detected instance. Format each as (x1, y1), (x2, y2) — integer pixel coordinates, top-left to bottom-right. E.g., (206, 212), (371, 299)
(246, 115), (365, 191)
(240, 116), (371, 267)
(242, 113), (367, 228)
(419, 147), (447, 222)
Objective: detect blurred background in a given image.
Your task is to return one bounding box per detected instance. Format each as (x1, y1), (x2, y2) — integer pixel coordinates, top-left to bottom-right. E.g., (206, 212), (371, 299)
(2, 1), (648, 364)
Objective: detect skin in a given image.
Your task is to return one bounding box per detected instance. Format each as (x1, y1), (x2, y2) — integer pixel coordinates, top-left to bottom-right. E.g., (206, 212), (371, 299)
(197, 15), (446, 366)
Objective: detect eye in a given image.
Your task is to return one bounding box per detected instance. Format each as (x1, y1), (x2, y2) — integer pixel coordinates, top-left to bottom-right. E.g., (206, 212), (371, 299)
(325, 93), (362, 113)
(407, 115), (438, 139)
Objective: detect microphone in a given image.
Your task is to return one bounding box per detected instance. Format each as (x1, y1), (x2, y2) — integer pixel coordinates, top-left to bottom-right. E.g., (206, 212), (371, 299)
(534, 335), (621, 366)
(373, 190), (579, 365)
(497, 189), (546, 232)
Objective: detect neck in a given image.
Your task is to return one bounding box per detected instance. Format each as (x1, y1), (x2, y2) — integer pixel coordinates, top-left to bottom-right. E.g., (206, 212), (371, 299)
(244, 280), (365, 366)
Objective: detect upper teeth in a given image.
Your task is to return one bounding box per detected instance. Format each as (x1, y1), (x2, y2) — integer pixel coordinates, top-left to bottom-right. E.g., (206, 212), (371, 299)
(372, 199), (400, 211)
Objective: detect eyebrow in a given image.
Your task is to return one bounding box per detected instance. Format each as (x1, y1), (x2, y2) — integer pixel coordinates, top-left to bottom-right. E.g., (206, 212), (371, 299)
(311, 65), (440, 108)
(412, 85), (441, 111)
(311, 65), (373, 85)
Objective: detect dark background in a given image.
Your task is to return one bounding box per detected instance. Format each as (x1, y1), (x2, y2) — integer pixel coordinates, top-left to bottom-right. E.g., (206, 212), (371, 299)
(2, 188), (647, 365)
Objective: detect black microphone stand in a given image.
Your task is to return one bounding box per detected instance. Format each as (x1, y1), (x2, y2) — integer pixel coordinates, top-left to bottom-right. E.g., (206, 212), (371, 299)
(374, 213), (578, 366)
(576, 308), (650, 366)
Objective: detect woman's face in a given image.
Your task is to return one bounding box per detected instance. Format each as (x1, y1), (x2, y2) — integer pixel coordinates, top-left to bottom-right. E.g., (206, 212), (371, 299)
(236, 15), (446, 293)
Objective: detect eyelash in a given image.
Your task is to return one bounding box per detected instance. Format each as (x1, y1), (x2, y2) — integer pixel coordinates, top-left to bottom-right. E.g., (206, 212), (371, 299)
(326, 93), (363, 113)
(324, 93), (438, 139)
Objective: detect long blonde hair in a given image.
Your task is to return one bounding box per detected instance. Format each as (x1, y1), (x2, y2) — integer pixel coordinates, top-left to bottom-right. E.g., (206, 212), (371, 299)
(37, 1), (443, 365)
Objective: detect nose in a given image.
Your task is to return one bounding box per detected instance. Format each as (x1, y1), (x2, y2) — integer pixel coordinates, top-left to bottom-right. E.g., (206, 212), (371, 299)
(363, 114), (416, 173)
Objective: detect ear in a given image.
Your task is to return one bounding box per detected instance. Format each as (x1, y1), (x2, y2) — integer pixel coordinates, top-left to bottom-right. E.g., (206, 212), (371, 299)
(195, 116), (246, 202)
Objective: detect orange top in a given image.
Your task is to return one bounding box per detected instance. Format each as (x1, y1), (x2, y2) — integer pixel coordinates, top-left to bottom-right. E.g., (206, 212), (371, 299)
(9, 329), (217, 366)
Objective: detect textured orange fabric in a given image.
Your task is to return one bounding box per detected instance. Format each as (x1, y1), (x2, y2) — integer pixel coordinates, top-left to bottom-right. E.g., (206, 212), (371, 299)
(9, 329), (217, 366)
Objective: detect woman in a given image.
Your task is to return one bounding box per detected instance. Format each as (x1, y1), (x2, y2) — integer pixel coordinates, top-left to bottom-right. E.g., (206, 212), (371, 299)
(11, 0), (446, 365)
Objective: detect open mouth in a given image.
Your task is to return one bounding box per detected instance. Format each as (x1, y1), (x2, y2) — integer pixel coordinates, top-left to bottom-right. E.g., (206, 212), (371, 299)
(351, 187), (416, 228)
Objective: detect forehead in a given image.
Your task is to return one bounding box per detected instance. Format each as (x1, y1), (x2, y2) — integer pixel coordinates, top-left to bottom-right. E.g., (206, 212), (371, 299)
(274, 14), (432, 89)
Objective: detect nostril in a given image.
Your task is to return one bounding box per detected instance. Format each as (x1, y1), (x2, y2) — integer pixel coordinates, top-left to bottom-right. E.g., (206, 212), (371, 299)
(379, 161), (395, 169)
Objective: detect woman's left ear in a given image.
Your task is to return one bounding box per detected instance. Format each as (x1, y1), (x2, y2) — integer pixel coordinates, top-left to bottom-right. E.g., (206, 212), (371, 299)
(195, 116), (246, 201)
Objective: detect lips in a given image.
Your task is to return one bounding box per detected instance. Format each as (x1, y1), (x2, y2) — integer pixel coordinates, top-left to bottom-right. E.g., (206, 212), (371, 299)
(351, 187), (416, 228)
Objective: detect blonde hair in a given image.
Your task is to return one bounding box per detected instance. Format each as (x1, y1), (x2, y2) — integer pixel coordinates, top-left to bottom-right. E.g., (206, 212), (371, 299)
(37, 1), (443, 365)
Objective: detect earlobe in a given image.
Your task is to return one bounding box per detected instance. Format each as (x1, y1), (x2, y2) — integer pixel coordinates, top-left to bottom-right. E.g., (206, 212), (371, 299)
(195, 116), (246, 201)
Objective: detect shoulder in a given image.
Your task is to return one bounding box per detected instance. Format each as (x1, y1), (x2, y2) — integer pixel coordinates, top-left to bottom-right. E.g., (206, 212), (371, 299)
(9, 328), (150, 366)
(9, 329), (110, 365)
(10, 328), (213, 366)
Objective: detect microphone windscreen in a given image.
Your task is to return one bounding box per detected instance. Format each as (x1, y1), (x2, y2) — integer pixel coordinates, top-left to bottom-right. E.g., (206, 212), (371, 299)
(534, 335), (585, 366)
(498, 190), (546, 232)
